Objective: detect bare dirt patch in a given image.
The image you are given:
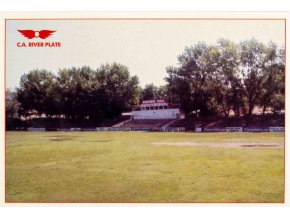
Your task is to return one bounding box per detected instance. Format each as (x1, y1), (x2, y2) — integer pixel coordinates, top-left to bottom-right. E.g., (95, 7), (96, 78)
(88, 140), (113, 143)
(150, 142), (283, 148)
(45, 135), (113, 143)
(240, 144), (281, 148)
(46, 135), (79, 142)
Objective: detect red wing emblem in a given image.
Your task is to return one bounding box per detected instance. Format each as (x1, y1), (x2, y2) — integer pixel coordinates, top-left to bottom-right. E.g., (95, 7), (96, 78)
(18, 30), (56, 39)
(18, 30), (35, 39)
(39, 30), (56, 39)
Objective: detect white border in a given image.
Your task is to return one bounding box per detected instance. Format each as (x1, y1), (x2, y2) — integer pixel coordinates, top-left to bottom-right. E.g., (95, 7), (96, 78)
(0, 9), (290, 218)
(0, 0), (289, 12)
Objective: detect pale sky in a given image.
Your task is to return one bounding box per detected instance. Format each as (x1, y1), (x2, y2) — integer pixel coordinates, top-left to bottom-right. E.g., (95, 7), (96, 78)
(6, 19), (285, 89)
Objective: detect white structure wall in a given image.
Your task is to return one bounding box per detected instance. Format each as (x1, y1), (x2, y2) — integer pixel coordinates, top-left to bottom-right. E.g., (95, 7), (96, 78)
(131, 108), (180, 120)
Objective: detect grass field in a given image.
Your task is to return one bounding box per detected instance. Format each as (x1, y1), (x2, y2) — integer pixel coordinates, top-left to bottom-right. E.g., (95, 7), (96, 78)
(6, 131), (284, 203)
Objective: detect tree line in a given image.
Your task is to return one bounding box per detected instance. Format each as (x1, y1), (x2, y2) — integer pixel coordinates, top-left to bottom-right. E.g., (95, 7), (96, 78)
(11, 63), (140, 120)
(166, 38), (284, 117)
(6, 38), (285, 124)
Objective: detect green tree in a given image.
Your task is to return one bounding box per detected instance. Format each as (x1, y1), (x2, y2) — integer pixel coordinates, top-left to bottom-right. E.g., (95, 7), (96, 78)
(96, 63), (140, 118)
(157, 85), (169, 100)
(239, 38), (268, 116)
(166, 42), (219, 116)
(17, 69), (59, 117)
(259, 44), (285, 114)
(6, 89), (20, 120)
(57, 66), (98, 119)
(165, 39), (284, 117)
(141, 84), (159, 101)
(214, 39), (244, 117)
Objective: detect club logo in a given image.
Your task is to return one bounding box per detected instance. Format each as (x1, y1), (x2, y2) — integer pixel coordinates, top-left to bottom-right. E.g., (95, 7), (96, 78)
(18, 30), (56, 39)
(16, 29), (61, 48)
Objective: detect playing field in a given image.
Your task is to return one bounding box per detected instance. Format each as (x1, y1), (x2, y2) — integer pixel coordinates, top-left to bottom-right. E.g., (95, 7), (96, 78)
(6, 131), (284, 203)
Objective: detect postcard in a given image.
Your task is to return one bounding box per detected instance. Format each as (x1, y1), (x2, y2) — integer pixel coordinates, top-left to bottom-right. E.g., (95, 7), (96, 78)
(0, 12), (289, 205)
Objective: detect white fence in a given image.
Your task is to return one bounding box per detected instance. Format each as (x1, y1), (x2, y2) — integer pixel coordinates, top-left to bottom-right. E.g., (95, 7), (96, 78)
(269, 127), (285, 132)
(226, 127), (243, 132)
(195, 127), (202, 132)
(70, 128), (81, 131)
(95, 127), (185, 132)
(244, 127), (269, 132)
(203, 127), (283, 132)
(204, 127), (226, 132)
(27, 127), (45, 132)
(26, 126), (284, 132)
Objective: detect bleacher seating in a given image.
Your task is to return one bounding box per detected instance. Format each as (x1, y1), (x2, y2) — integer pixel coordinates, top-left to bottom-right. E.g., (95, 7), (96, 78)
(120, 119), (175, 128)
(170, 114), (285, 130)
(132, 108), (180, 120)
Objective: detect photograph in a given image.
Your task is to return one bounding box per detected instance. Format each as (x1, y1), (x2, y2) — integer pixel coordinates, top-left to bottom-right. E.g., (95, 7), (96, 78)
(5, 17), (285, 203)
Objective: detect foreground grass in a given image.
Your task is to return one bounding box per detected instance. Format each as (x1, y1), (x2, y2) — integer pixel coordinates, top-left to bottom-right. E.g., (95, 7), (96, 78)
(6, 131), (284, 203)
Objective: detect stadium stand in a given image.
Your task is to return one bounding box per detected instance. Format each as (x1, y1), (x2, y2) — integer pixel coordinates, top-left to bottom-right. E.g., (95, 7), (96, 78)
(118, 99), (181, 128)
(170, 114), (285, 131)
(119, 119), (175, 128)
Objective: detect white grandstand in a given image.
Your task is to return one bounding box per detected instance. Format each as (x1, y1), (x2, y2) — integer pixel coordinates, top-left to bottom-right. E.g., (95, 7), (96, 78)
(131, 99), (180, 120)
